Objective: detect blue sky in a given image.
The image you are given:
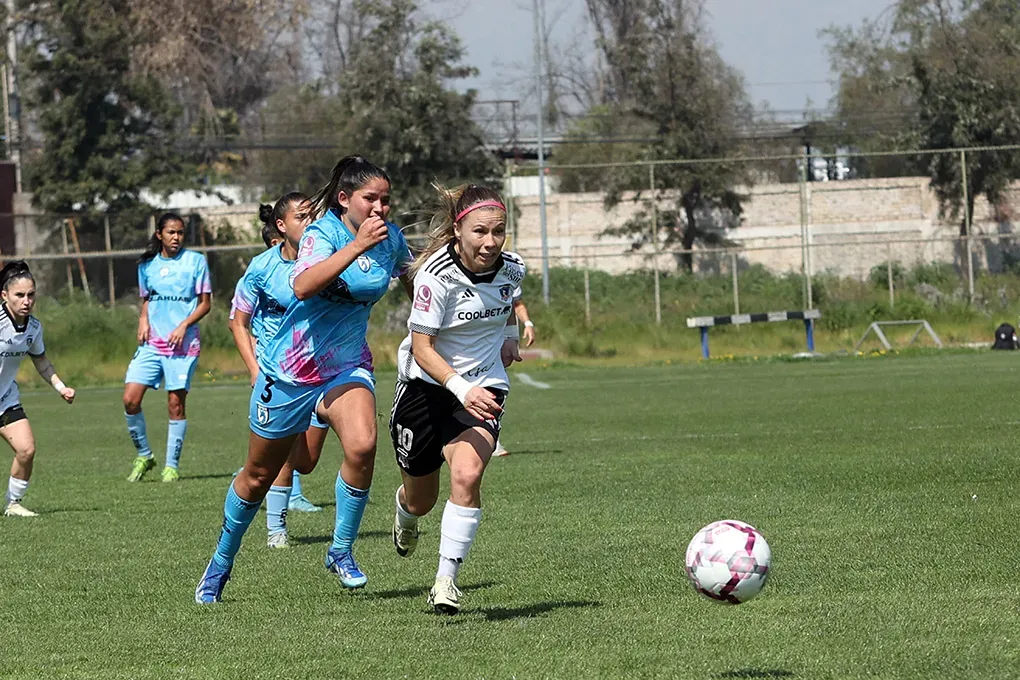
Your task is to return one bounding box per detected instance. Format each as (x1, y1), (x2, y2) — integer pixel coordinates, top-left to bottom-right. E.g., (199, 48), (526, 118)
(442, 0), (895, 115)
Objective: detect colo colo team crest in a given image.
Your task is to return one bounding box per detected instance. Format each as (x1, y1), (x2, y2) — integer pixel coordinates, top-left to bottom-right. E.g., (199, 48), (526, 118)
(499, 284), (513, 302)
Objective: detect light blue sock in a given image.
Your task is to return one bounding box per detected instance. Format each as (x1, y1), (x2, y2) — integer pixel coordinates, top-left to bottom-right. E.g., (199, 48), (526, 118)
(212, 483), (261, 569)
(165, 419), (187, 469)
(291, 471), (304, 501)
(125, 411), (152, 458)
(266, 485), (291, 535)
(330, 473), (369, 554)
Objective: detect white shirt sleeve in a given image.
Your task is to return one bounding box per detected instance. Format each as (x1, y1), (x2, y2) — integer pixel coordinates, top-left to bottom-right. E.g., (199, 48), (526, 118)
(29, 325), (45, 357)
(407, 269), (447, 336)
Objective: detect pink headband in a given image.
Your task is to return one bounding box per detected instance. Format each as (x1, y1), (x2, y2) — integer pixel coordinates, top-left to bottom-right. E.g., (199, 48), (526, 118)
(455, 200), (506, 223)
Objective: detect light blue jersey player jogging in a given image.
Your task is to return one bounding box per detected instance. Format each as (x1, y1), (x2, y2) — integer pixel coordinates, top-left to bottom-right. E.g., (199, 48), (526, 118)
(247, 208), (410, 440)
(125, 249), (211, 393)
(230, 244), (294, 356)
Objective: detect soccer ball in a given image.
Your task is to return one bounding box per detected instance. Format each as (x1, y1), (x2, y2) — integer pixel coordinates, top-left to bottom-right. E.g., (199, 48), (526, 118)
(684, 520), (771, 604)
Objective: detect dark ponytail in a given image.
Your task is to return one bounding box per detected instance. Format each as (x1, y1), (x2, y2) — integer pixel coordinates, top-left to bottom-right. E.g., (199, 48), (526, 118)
(309, 155), (389, 219)
(139, 212), (186, 264)
(0, 260), (33, 291)
(258, 192), (308, 247)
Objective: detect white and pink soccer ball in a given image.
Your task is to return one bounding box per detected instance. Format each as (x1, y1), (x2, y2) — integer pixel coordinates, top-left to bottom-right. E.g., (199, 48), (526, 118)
(684, 520), (772, 604)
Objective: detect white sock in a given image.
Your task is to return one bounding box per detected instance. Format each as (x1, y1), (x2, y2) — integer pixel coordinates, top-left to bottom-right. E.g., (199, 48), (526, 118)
(437, 500), (481, 581)
(395, 485), (419, 529)
(7, 476), (28, 503)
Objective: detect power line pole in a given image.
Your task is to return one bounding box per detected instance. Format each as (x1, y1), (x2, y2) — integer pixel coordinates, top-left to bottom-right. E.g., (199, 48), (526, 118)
(533, 0), (550, 304)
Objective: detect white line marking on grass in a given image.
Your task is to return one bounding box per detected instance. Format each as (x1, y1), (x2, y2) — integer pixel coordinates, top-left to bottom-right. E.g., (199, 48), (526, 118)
(516, 373), (551, 389)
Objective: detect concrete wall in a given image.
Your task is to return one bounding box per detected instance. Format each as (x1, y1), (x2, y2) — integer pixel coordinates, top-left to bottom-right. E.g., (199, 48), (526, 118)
(510, 176), (1020, 278)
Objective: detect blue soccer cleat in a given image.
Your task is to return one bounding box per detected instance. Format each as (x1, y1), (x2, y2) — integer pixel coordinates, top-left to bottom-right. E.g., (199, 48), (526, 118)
(288, 494), (322, 513)
(195, 559), (232, 604)
(324, 548), (368, 589)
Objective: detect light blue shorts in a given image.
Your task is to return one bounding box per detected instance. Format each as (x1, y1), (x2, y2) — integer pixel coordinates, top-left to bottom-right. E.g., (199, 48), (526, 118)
(125, 345), (198, 392)
(249, 367), (375, 440)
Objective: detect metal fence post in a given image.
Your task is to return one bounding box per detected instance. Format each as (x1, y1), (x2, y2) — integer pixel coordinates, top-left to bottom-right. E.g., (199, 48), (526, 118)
(887, 242), (894, 308)
(505, 160), (516, 249)
(104, 215), (115, 306)
(583, 258), (591, 327)
(61, 219), (73, 295)
(961, 149), (975, 302)
(649, 163), (661, 325)
(798, 154), (809, 308)
(731, 250), (740, 315)
(805, 181), (813, 309)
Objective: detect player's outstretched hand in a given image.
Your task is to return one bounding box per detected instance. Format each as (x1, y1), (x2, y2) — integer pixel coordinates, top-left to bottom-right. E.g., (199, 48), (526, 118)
(463, 386), (502, 422)
(353, 215), (389, 254)
(500, 339), (522, 367)
(60, 387), (75, 404)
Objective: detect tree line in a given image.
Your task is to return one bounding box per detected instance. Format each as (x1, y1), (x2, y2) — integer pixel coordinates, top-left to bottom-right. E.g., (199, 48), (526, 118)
(6, 0), (1019, 268)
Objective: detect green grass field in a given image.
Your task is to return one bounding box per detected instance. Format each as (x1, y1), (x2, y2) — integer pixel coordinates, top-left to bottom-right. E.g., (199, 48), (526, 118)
(1, 354), (1019, 679)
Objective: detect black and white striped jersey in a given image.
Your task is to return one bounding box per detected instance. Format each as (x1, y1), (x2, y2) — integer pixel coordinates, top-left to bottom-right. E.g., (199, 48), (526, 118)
(398, 243), (525, 392)
(0, 305), (44, 405)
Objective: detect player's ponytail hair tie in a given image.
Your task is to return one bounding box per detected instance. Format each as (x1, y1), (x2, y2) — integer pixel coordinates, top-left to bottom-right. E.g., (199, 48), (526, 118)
(455, 200), (506, 223)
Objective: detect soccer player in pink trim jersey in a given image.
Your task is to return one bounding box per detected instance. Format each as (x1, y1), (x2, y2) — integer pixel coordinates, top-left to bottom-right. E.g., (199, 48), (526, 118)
(123, 213), (212, 483)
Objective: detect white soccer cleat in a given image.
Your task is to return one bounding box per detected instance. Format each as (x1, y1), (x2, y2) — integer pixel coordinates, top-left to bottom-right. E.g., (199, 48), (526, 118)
(428, 575), (463, 614)
(392, 513), (419, 557)
(492, 441), (510, 457)
(267, 531), (290, 549)
(4, 500), (38, 517)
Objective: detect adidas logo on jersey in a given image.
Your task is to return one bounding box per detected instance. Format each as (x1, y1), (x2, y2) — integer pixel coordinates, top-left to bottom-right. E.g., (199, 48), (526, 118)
(459, 289), (477, 299)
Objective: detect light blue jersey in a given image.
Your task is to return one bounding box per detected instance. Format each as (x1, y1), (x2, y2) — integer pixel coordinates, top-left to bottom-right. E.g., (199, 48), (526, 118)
(259, 208), (410, 386)
(230, 244), (295, 355)
(138, 250), (211, 357)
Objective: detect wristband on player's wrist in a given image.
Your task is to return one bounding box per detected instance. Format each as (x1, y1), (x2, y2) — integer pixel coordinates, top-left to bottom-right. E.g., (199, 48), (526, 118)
(52, 377), (67, 392)
(443, 374), (472, 405)
(523, 320), (535, 328)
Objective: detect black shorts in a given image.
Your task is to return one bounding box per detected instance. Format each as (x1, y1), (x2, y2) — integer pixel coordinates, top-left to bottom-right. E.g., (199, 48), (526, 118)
(389, 379), (506, 477)
(0, 404), (26, 428)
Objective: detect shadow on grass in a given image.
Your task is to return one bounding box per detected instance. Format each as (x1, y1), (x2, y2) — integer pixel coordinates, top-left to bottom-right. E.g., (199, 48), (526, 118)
(717, 670), (794, 679)
(184, 473), (237, 481)
(371, 581), (498, 601)
(477, 599), (600, 621)
(291, 529), (390, 546)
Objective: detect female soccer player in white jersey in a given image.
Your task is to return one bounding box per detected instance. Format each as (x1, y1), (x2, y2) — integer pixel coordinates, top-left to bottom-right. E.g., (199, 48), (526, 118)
(0, 262), (75, 517)
(388, 184), (525, 614)
(229, 194), (329, 547)
(195, 156), (412, 603)
(123, 213), (211, 483)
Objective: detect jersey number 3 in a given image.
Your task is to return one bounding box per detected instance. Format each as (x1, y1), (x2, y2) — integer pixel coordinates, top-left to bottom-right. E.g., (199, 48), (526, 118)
(260, 376), (276, 404)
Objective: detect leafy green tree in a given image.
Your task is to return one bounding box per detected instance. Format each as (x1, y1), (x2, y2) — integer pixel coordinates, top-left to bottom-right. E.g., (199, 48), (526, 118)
(19, 0), (200, 298)
(563, 0), (754, 271)
(825, 0), (1020, 231)
(21, 0), (195, 223)
(255, 0), (499, 222)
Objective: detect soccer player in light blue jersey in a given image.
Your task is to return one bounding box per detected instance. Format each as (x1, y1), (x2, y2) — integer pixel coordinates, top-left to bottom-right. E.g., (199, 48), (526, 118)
(123, 213), (212, 483)
(196, 156), (412, 603)
(229, 193), (329, 547)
